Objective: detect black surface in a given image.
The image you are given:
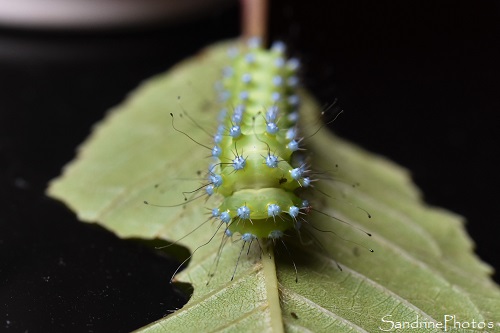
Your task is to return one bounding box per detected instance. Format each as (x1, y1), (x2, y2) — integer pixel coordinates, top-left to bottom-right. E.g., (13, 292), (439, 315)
(2, 1), (499, 332)
(270, 0), (500, 277)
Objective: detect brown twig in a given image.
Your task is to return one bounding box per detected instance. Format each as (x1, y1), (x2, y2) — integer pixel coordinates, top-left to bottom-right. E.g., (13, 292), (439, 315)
(240, 0), (268, 43)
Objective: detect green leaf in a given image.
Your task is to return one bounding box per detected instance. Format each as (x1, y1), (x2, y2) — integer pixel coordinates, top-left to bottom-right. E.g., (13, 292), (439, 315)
(47, 40), (500, 333)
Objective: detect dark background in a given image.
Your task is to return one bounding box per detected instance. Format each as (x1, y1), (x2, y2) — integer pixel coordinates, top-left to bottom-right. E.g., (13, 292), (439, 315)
(1, 1), (499, 332)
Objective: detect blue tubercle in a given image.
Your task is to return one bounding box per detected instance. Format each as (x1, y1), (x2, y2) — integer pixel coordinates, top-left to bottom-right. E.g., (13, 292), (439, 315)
(267, 204), (281, 217)
(210, 174), (223, 187)
(232, 156), (246, 170)
(229, 125), (241, 138)
(212, 145), (222, 157)
(237, 205), (251, 220)
(287, 140), (299, 151)
(265, 154), (279, 168)
(220, 211), (231, 224)
(288, 206), (300, 218)
(241, 233), (256, 242)
(266, 122), (279, 134)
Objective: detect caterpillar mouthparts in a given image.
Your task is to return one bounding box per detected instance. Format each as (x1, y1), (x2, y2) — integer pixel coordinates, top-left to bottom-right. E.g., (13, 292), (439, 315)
(208, 38), (309, 242)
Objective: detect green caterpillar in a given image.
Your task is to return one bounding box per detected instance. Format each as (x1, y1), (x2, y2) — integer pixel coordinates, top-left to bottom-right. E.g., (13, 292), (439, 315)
(207, 38), (308, 247)
(153, 38), (372, 280)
